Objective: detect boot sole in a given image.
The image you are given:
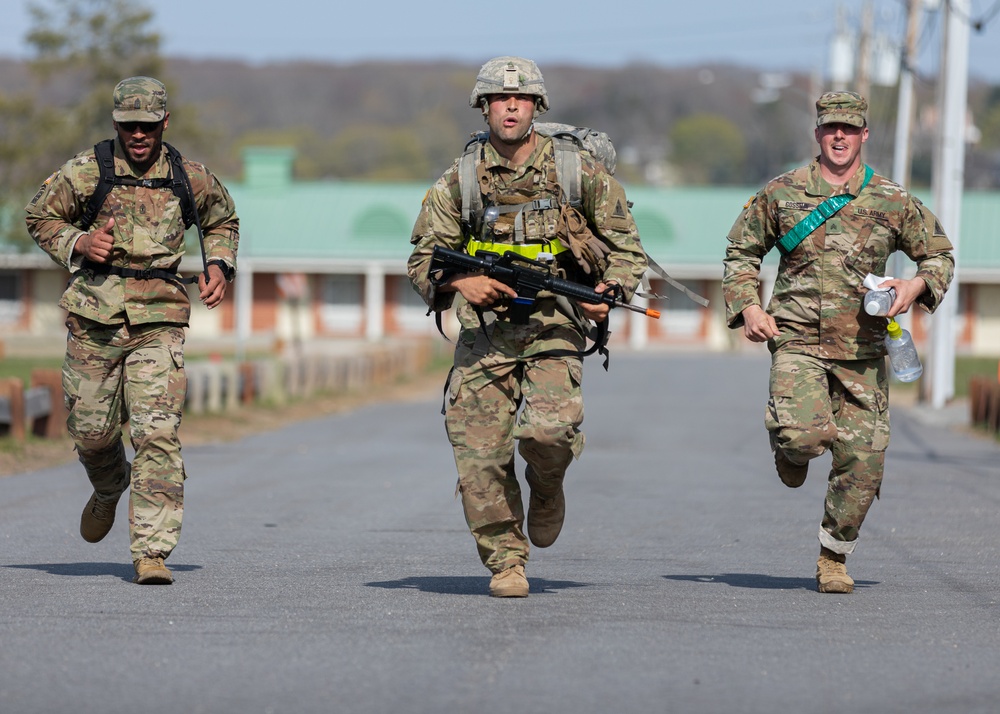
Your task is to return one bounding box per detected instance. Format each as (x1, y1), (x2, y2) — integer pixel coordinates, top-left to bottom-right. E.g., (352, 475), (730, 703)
(817, 580), (854, 594)
(489, 587), (529, 598)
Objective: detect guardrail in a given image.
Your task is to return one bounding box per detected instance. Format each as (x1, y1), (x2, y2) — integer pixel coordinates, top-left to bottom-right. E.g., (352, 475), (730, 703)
(183, 341), (435, 415)
(0, 370), (67, 442)
(969, 375), (1000, 437)
(1, 342), (437, 440)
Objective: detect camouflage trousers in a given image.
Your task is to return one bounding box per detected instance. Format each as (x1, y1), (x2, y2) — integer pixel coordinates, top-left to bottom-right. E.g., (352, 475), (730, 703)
(766, 351), (890, 554)
(62, 315), (187, 562)
(444, 318), (586, 573)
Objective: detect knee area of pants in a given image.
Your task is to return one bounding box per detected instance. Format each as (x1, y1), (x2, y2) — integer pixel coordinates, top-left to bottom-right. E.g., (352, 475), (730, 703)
(72, 429), (123, 453)
(129, 411), (181, 442)
(782, 428), (835, 461)
(518, 425), (576, 451)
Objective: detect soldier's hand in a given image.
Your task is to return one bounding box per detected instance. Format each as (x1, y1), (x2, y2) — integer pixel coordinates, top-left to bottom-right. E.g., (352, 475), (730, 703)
(75, 217), (115, 263)
(742, 304), (779, 342)
(578, 282), (612, 322)
(447, 274), (517, 307)
(198, 263), (228, 310)
(882, 276), (927, 318)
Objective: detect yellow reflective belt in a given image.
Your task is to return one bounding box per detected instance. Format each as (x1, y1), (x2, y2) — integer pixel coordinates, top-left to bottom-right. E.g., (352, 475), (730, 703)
(466, 238), (567, 258)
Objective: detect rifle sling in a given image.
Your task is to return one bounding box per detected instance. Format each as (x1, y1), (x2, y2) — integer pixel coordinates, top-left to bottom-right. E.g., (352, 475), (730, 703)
(776, 165), (873, 256)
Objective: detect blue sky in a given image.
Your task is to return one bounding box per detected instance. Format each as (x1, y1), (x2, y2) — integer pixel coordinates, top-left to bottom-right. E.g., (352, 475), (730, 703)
(2, 0), (999, 82)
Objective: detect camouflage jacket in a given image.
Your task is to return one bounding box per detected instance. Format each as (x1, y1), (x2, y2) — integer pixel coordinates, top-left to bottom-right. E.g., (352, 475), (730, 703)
(723, 159), (954, 360)
(408, 134), (647, 333)
(25, 140), (240, 326)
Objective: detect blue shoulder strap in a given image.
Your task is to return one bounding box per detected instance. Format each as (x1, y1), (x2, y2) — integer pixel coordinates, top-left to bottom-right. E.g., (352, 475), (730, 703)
(776, 165), (874, 256)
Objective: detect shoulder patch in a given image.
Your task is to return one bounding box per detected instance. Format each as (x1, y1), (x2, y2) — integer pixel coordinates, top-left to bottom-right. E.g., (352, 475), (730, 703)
(612, 198), (627, 219)
(934, 220), (946, 237)
(29, 171), (59, 205)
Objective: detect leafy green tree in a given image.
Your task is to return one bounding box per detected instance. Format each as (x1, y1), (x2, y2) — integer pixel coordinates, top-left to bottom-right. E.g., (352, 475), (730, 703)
(26, 0), (162, 140)
(326, 124), (433, 181)
(670, 113), (747, 185)
(0, 0), (162, 250)
(978, 86), (1000, 151)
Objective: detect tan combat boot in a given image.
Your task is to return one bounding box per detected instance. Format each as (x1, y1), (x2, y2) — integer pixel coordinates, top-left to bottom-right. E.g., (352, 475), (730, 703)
(489, 564), (529, 598)
(527, 488), (565, 548)
(80, 491), (122, 543)
(134, 557), (173, 585)
(774, 447), (808, 488)
(816, 547), (854, 594)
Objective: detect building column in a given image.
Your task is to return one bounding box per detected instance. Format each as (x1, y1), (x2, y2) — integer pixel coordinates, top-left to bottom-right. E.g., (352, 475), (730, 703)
(628, 290), (650, 351)
(236, 260), (254, 361)
(365, 264), (385, 342)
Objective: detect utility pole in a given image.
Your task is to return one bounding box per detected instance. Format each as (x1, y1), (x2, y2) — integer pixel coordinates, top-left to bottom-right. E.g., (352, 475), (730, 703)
(929, 0), (970, 409)
(889, 0), (922, 334)
(891, 0), (921, 188)
(856, 0), (874, 98)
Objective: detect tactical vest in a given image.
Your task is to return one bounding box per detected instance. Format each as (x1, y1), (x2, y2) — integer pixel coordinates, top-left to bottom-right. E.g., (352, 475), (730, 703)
(457, 125), (709, 307)
(458, 123), (612, 252)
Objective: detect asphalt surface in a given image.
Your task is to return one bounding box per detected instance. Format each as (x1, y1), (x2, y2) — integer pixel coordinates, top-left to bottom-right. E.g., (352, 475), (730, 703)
(1, 352), (998, 714)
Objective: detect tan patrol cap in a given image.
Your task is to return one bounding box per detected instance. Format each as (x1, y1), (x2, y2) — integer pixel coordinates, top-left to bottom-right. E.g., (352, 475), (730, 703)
(815, 91), (867, 128)
(112, 76), (168, 122)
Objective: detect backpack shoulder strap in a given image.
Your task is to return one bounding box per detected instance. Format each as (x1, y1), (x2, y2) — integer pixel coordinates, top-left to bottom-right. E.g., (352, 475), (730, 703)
(549, 134), (582, 207)
(162, 142), (209, 278)
(458, 135), (486, 238)
(163, 142), (197, 230)
(78, 139), (117, 231)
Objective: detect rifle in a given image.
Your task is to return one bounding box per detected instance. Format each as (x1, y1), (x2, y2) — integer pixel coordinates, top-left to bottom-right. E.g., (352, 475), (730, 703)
(429, 246), (660, 325)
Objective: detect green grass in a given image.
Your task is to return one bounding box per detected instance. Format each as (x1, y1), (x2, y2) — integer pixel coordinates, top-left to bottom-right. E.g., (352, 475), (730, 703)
(954, 356), (999, 397)
(0, 357), (63, 385)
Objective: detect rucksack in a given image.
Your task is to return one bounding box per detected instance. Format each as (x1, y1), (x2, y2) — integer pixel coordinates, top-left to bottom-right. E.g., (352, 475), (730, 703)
(458, 122), (616, 239)
(457, 124), (708, 307)
(79, 139), (208, 284)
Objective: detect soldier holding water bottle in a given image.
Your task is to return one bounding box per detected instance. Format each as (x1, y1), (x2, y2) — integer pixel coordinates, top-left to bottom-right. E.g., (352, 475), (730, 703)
(722, 91), (954, 594)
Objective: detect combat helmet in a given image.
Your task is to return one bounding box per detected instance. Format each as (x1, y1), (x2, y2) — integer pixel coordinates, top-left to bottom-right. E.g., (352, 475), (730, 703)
(469, 56), (549, 114)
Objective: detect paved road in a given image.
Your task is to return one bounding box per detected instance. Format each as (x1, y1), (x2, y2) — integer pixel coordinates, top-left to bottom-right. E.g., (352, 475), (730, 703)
(1, 353), (998, 714)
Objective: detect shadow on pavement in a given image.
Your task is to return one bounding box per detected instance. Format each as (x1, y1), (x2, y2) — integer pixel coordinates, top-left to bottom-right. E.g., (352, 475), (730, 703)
(663, 573), (877, 591)
(5, 561), (202, 582)
(365, 575), (590, 596)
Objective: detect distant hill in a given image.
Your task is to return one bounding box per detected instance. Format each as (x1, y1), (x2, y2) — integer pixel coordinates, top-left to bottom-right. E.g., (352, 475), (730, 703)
(2, 57), (997, 188)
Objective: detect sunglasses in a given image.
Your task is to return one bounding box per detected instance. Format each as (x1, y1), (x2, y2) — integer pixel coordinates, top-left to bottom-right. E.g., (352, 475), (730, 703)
(118, 121), (162, 133)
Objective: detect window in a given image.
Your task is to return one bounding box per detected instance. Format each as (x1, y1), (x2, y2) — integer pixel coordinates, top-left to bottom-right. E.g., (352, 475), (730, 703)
(0, 271), (23, 325)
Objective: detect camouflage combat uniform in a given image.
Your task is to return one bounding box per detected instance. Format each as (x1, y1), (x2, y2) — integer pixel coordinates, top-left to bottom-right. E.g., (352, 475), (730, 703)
(408, 134), (647, 573)
(25, 138), (239, 563)
(723, 158), (954, 553)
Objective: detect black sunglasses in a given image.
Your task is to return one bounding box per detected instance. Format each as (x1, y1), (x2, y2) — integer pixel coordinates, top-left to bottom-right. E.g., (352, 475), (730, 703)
(118, 120), (162, 133)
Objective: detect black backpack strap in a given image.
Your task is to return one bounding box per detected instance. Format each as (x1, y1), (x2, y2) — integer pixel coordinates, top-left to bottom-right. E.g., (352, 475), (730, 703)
(78, 139), (117, 231)
(82, 259), (198, 285)
(164, 142), (209, 280)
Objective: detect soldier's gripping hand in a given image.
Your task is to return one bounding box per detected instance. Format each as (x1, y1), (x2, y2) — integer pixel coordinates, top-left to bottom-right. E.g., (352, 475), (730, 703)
(741, 304), (779, 342)
(73, 217), (115, 263)
(578, 282), (613, 322)
(445, 273), (518, 307)
(198, 263), (228, 310)
(880, 276), (928, 318)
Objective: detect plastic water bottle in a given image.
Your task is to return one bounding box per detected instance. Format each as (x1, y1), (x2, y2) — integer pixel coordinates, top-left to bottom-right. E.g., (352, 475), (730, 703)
(864, 288), (897, 316)
(884, 319), (923, 382)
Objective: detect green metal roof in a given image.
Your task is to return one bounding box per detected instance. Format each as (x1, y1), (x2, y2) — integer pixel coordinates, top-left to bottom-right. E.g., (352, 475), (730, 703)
(212, 149), (1000, 271)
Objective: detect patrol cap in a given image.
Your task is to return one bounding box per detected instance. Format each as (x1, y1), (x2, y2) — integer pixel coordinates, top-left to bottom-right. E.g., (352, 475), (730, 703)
(815, 91), (867, 128)
(112, 76), (168, 122)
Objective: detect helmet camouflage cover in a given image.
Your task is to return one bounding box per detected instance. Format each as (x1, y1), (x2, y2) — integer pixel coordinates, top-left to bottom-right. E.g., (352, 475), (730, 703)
(469, 56), (549, 114)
